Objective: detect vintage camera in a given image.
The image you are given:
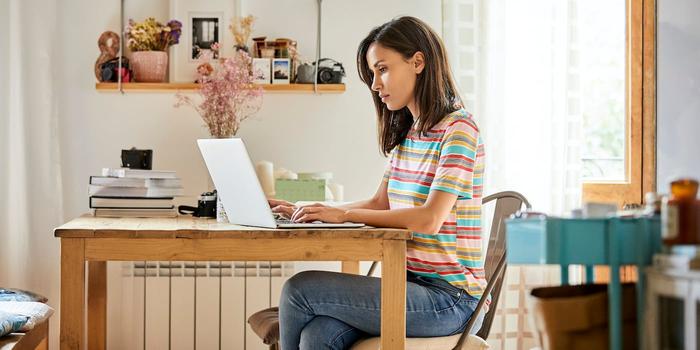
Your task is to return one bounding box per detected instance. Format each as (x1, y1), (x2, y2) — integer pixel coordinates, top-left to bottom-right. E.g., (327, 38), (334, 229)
(100, 56), (133, 83)
(121, 147), (152, 170)
(316, 58), (345, 84)
(295, 58), (345, 84)
(178, 190), (217, 218)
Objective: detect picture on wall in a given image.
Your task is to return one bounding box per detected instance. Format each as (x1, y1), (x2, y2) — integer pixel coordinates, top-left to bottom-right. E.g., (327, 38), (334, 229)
(272, 58), (290, 84)
(169, 0), (237, 83)
(191, 17), (220, 60)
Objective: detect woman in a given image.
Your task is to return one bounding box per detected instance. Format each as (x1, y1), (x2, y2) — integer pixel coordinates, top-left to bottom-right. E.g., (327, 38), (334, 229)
(270, 16), (486, 349)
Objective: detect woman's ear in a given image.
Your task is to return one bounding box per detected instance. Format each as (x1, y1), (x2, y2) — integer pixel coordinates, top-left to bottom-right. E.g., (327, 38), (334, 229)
(412, 51), (425, 74)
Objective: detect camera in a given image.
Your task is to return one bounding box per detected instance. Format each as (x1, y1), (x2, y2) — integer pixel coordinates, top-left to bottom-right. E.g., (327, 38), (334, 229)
(316, 58), (345, 84)
(100, 56), (133, 83)
(178, 190), (218, 218)
(121, 147), (152, 170)
(295, 58), (345, 84)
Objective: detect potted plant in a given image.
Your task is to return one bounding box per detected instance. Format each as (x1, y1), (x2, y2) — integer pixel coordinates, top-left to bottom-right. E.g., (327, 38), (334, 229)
(125, 17), (182, 82)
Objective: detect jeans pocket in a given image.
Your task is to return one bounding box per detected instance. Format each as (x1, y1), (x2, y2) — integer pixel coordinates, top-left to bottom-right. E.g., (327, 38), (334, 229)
(427, 287), (462, 312)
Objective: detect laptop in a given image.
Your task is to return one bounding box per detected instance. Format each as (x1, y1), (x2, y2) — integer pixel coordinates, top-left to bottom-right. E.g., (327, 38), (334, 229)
(197, 138), (365, 229)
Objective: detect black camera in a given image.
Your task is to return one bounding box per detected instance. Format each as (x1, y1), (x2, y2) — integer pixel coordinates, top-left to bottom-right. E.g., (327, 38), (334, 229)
(316, 58), (345, 84)
(100, 56), (133, 83)
(121, 147), (153, 170)
(295, 58), (345, 84)
(178, 190), (218, 218)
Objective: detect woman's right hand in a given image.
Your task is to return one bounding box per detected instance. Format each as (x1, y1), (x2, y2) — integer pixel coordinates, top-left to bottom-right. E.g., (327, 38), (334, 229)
(268, 199), (297, 219)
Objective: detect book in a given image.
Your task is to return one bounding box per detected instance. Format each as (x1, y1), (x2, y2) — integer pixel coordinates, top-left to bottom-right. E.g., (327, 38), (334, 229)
(92, 208), (178, 218)
(88, 185), (184, 198)
(89, 176), (182, 188)
(101, 168), (177, 179)
(89, 196), (174, 209)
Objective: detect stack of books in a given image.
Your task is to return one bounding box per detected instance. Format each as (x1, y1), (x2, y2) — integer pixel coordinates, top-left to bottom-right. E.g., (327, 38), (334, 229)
(89, 168), (184, 218)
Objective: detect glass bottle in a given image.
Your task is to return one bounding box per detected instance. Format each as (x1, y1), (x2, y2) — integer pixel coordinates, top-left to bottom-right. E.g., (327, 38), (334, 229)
(661, 179), (699, 245)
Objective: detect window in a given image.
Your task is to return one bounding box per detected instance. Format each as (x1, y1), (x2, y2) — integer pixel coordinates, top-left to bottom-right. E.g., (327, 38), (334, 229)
(581, 0), (657, 208)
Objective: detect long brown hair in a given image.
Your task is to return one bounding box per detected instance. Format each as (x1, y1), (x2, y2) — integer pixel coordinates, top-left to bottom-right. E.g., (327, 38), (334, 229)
(357, 16), (463, 156)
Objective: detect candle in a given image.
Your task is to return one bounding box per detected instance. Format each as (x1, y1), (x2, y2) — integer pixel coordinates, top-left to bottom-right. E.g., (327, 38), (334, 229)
(255, 160), (275, 197)
(328, 183), (344, 202)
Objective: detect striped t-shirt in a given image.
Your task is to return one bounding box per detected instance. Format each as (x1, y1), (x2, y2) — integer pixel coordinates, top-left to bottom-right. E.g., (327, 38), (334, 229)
(383, 109), (486, 299)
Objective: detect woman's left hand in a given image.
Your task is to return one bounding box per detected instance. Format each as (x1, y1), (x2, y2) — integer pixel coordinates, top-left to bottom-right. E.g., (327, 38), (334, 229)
(291, 205), (348, 223)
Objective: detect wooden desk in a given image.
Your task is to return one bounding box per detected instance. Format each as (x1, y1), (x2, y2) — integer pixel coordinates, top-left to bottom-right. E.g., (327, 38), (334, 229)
(54, 215), (411, 350)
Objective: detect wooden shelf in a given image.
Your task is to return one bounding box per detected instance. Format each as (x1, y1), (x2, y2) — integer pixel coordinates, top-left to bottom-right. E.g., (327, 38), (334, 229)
(95, 82), (345, 93)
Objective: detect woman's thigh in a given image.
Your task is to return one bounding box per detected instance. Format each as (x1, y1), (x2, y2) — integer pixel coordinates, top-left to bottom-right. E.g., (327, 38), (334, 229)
(283, 270), (475, 337)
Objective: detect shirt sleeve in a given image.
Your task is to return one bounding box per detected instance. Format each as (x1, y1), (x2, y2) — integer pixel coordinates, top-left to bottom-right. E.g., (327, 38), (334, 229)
(430, 118), (479, 199)
(382, 148), (396, 183)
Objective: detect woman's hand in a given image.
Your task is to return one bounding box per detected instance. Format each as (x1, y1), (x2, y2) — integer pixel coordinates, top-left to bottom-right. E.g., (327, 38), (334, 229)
(268, 199), (297, 219)
(291, 204), (347, 223)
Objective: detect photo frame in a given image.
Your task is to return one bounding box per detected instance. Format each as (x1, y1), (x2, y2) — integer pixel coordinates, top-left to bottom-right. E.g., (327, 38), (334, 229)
(169, 0), (238, 83)
(272, 58), (290, 84)
(252, 58), (271, 85)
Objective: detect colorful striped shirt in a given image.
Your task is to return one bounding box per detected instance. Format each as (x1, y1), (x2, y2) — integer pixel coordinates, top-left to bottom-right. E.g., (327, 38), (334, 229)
(383, 109), (486, 299)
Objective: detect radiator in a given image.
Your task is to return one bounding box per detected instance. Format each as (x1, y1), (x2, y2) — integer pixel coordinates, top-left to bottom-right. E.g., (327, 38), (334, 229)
(107, 261), (295, 350)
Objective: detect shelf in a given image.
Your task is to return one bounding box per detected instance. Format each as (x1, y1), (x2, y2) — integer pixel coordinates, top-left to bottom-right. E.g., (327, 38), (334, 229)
(95, 82), (346, 93)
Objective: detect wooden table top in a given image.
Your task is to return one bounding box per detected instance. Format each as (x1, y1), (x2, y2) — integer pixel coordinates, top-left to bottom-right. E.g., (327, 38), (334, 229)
(54, 214), (412, 240)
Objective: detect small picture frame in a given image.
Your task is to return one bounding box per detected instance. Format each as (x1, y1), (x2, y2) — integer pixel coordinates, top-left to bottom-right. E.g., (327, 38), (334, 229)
(252, 58), (271, 84)
(169, 0), (237, 83)
(191, 16), (220, 60)
(272, 58), (291, 84)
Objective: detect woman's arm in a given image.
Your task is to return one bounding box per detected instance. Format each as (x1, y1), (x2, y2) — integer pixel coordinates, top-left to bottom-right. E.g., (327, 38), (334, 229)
(269, 179), (389, 218)
(292, 189), (459, 235)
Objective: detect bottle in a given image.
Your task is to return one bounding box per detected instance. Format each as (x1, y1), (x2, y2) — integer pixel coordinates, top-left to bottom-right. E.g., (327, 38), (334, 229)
(644, 192), (661, 216)
(661, 178), (699, 245)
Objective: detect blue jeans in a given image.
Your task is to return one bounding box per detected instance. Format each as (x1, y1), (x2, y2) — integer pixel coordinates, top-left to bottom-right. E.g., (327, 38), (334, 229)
(279, 270), (484, 350)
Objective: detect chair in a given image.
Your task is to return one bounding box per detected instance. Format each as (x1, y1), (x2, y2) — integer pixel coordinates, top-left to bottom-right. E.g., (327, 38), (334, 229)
(248, 191), (531, 350)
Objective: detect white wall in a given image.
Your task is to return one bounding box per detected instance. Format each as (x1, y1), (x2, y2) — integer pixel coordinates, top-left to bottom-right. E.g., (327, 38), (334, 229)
(58, 1), (442, 222)
(54, 1), (440, 348)
(657, 0), (700, 190)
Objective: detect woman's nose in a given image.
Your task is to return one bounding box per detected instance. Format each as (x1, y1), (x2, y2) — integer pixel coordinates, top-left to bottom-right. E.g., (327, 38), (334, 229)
(371, 76), (381, 91)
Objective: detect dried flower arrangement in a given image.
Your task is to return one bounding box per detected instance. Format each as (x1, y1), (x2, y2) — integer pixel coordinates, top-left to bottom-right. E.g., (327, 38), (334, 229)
(125, 17), (182, 52)
(229, 15), (255, 50)
(175, 51), (264, 138)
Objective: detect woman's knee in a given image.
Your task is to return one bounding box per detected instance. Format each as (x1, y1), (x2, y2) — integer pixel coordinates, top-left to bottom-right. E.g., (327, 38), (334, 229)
(282, 270), (330, 299)
(299, 316), (362, 350)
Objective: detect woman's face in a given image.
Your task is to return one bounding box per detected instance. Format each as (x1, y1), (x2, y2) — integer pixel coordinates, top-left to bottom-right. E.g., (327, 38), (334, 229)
(366, 43), (424, 112)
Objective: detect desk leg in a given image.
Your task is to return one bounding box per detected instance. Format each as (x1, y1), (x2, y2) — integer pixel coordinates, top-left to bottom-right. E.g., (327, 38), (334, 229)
(560, 265), (569, 285)
(381, 240), (406, 349)
(636, 264), (646, 350)
(88, 261), (107, 350)
(609, 264), (622, 350)
(341, 261), (360, 275)
(60, 238), (85, 350)
(586, 265), (594, 284)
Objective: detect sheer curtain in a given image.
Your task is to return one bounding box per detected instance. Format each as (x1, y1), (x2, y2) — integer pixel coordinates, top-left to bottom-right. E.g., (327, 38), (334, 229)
(0, 0), (63, 347)
(443, 0), (583, 349)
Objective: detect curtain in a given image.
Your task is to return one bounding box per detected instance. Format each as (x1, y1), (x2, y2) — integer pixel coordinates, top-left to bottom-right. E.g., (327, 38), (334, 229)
(443, 0), (583, 349)
(0, 0), (63, 347)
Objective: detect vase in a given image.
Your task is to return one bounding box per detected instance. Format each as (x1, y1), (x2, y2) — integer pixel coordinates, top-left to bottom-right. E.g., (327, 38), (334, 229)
(131, 51), (168, 82)
(234, 45), (249, 54)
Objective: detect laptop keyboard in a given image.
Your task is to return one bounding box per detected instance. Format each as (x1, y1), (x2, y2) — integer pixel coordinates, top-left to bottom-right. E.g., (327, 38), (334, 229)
(275, 218), (325, 225)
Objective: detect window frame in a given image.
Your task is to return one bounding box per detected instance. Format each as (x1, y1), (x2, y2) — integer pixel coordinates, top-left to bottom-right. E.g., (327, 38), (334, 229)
(581, 0), (656, 207)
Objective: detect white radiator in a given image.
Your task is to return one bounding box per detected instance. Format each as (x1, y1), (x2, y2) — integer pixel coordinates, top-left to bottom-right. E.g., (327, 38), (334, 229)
(107, 261), (294, 350)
